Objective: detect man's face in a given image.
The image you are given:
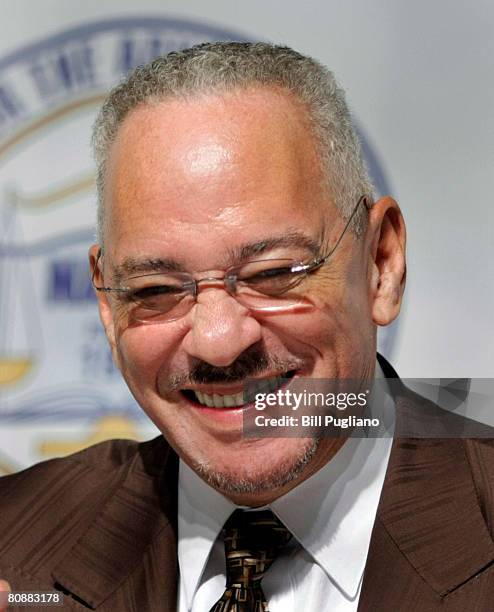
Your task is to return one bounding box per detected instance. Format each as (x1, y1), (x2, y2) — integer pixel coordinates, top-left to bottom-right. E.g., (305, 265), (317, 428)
(91, 87), (403, 504)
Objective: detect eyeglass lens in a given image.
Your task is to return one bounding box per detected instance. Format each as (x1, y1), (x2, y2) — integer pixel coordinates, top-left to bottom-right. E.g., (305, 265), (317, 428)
(115, 259), (310, 323)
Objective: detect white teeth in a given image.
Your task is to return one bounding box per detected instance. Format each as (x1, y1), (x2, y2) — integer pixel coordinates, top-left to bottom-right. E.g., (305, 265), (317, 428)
(193, 390), (244, 408)
(190, 375), (288, 408)
(223, 394), (235, 407)
(213, 393), (224, 408)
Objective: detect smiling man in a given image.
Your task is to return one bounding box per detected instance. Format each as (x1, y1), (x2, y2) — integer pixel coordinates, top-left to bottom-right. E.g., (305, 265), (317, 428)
(89, 59), (402, 507)
(1, 43), (494, 612)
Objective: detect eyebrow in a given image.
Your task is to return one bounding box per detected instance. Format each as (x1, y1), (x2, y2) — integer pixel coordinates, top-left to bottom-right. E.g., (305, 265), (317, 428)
(230, 231), (321, 261)
(111, 230), (321, 282)
(112, 257), (186, 284)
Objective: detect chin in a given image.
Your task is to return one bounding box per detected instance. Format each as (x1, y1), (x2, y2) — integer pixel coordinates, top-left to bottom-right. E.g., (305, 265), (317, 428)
(188, 436), (320, 501)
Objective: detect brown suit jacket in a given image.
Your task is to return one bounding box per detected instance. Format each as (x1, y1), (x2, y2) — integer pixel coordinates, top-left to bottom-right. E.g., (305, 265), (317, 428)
(2, 363), (494, 611)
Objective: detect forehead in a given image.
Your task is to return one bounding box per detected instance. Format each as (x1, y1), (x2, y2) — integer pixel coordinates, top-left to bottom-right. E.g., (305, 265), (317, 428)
(103, 87), (332, 264)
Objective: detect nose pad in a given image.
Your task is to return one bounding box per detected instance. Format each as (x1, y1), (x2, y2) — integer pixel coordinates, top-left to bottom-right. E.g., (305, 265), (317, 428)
(181, 290), (262, 367)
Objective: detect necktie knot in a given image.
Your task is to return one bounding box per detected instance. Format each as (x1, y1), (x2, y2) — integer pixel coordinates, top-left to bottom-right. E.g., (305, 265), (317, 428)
(210, 509), (292, 612)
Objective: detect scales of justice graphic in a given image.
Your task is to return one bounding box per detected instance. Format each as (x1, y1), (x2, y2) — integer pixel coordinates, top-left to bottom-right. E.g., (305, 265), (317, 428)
(0, 97), (101, 388)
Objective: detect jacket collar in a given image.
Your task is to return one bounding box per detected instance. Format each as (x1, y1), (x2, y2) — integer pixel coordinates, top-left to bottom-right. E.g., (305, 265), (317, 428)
(51, 437), (178, 609)
(376, 435), (494, 596)
(371, 355), (494, 597)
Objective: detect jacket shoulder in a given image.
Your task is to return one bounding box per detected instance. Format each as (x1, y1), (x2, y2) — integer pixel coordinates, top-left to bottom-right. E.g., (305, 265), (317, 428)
(0, 436), (170, 563)
(0, 436), (149, 495)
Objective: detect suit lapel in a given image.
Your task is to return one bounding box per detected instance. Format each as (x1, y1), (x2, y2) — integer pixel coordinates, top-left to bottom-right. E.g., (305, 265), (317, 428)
(51, 438), (179, 610)
(359, 367), (494, 609)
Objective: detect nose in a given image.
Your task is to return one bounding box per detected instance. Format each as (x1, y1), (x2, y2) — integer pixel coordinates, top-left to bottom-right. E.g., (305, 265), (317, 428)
(181, 290), (262, 367)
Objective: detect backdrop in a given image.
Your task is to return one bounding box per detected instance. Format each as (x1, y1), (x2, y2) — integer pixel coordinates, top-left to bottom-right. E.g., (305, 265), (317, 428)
(0, 0), (492, 473)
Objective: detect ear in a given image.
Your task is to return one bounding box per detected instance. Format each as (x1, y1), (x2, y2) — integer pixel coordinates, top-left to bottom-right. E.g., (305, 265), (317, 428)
(366, 197), (406, 326)
(89, 244), (121, 370)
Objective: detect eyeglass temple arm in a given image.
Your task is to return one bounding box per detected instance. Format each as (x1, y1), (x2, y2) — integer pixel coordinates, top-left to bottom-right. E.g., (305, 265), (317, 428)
(92, 249), (152, 294)
(311, 195), (369, 268)
(91, 248), (121, 292)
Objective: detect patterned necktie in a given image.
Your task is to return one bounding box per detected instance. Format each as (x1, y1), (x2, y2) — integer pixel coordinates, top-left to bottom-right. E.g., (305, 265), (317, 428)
(209, 509), (292, 612)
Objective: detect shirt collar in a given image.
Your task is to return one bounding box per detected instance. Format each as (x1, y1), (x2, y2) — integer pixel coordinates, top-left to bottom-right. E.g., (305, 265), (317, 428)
(271, 433), (393, 598)
(178, 460), (235, 611)
(178, 361), (394, 607)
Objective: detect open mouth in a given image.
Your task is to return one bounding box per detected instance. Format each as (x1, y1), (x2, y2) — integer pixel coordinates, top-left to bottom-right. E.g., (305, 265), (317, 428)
(181, 370), (297, 408)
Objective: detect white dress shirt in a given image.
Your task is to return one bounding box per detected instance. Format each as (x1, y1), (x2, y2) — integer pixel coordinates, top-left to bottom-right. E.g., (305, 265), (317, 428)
(178, 366), (394, 612)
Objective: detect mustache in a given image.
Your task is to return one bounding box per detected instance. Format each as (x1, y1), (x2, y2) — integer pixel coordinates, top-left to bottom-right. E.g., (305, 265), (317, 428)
(168, 345), (301, 390)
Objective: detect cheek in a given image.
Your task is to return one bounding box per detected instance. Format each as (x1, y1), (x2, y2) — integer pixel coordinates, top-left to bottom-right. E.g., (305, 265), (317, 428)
(114, 323), (182, 390)
(310, 278), (370, 334)
(286, 272), (374, 369)
(320, 254), (372, 320)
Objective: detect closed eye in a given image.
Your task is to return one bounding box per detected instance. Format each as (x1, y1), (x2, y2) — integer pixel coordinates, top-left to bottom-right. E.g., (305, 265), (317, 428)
(128, 285), (186, 301)
(246, 266), (294, 281)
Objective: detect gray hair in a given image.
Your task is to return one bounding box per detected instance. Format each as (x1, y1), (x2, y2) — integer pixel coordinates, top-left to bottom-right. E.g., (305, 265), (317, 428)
(92, 41), (374, 245)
